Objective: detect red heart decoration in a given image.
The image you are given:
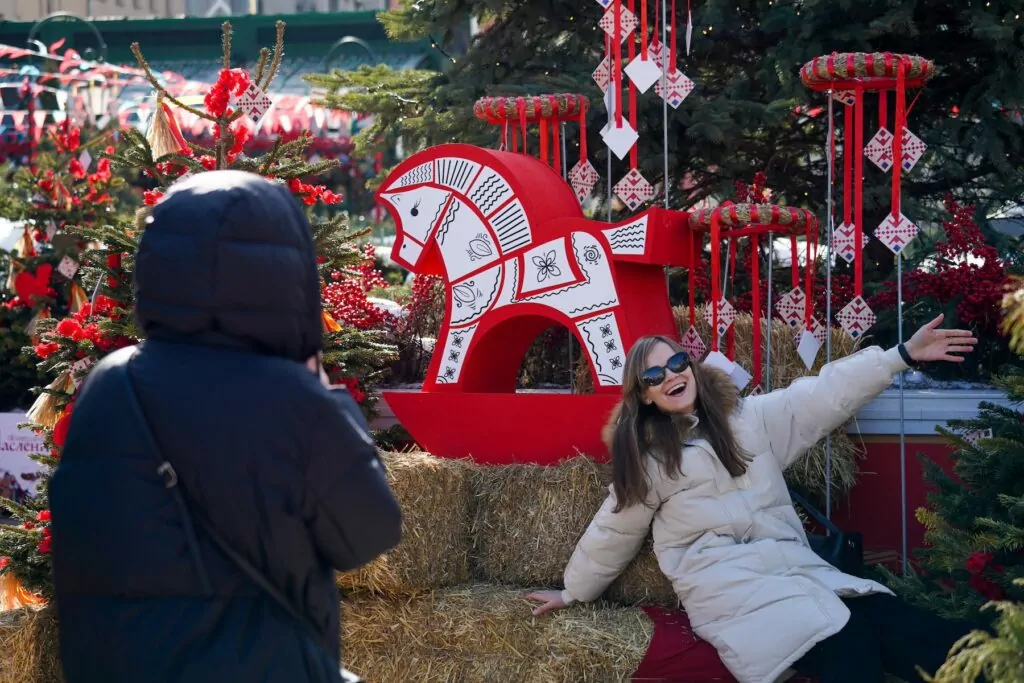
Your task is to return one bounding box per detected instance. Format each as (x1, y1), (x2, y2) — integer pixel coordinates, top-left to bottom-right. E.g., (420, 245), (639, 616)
(14, 264), (53, 304)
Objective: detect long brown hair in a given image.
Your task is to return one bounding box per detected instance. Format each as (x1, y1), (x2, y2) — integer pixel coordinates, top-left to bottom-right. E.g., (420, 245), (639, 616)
(604, 335), (750, 511)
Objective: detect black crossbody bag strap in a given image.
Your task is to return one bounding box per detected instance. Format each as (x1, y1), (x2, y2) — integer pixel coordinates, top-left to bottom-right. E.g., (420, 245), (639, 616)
(118, 354), (333, 650)
(788, 487), (843, 536)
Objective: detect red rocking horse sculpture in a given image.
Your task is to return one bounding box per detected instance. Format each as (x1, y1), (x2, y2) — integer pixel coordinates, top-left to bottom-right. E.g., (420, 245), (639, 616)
(377, 144), (695, 464)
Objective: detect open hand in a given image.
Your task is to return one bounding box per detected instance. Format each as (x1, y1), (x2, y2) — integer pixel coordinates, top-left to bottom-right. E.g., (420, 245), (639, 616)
(905, 314), (978, 364)
(525, 590), (568, 617)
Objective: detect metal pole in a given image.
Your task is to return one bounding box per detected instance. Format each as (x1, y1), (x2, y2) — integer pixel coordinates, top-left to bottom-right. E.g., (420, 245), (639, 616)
(607, 153), (613, 222)
(662, 0), (670, 294)
(898, 245), (907, 575)
(825, 92), (835, 520)
(563, 122), (574, 393)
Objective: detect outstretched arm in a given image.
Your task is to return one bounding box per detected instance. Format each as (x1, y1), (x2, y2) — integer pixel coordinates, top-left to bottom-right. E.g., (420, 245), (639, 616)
(745, 314), (976, 470)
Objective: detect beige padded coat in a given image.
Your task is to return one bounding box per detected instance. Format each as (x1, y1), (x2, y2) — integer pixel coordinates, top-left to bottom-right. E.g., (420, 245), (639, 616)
(560, 346), (909, 683)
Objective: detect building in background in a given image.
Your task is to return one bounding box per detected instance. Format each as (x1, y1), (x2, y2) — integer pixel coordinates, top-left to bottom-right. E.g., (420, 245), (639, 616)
(4, 0), (391, 20)
(6, 0), (186, 21)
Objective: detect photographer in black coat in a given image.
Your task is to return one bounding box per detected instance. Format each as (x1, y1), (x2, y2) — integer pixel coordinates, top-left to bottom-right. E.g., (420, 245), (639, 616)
(50, 171), (401, 683)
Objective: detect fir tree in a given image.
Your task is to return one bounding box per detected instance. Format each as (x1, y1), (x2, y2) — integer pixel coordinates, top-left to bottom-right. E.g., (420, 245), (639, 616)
(927, 579), (1024, 683)
(308, 0), (1023, 227)
(885, 371), (1024, 623)
(0, 21), (395, 599)
(0, 124), (129, 411)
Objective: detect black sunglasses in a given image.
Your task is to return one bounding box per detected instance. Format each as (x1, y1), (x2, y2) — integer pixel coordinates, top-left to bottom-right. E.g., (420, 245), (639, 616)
(641, 351), (691, 387)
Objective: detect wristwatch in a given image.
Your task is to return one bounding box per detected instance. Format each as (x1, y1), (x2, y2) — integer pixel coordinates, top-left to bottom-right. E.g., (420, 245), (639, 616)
(897, 342), (920, 369)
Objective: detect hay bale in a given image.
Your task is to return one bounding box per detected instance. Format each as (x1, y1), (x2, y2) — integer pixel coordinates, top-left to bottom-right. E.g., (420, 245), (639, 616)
(471, 457), (607, 589)
(471, 457), (677, 606)
(606, 541), (677, 607)
(337, 452), (475, 595)
(0, 606), (62, 683)
(343, 584), (652, 683)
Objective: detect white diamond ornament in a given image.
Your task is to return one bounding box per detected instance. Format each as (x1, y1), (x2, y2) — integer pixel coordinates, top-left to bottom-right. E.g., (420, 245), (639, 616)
(568, 159), (599, 202)
(647, 40), (668, 69)
(703, 298), (737, 337)
(78, 149), (92, 170)
(57, 255), (79, 280)
(614, 169), (655, 210)
(836, 296), (877, 340)
(602, 121), (639, 161)
(702, 351), (734, 375)
(793, 317), (827, 346)
(599, 6), (638, 42)
(234, 82), (273, 125)
(832, 223), (870, 264)
(900, 128), (927, 172)
(797, 330), (822, 370)
(774, 287), (806, 328)
(655, 69), (695, 108)
(592, 56), (611, 92)
(832, 90), (856, 106)
(624, 54), (663, 93)
(681, 325), (706, 360)
(864, 127), (896, 172)
(729, 362), (753, 391)
(875, 212), (919, 254)
(685, 10), (694, 55)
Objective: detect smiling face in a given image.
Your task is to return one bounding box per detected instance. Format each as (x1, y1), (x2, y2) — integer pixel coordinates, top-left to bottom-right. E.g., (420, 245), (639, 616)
(641, 341), (697, 415)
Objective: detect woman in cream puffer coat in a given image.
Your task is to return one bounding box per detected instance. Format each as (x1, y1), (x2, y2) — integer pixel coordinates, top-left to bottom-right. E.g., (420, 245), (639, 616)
(527, 316), (977, 683)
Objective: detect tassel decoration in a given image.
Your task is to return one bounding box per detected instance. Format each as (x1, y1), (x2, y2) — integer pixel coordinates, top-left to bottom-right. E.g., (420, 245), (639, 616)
(14, 228), (35, 259)
(24, 306), (51, 339)
(26, 372), (74, 429)
(68, 281), (89, 313)
(322, 311), (342, 333)
(146, 96), (190, 159)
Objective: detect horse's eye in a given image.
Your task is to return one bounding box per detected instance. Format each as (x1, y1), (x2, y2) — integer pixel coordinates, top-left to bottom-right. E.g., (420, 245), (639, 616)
(411, 200), (421, 217)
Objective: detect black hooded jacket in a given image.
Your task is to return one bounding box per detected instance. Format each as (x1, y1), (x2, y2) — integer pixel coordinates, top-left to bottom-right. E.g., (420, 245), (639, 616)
(50, 171), (401, 683)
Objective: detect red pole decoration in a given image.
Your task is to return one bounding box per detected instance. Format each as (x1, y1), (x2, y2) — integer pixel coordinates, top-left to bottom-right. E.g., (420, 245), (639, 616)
(669, 0), (677, 67)
(511, 126), (519, 153)
(540, 119), (550, 166)
(727, 239), (737, 360)
(789, 235), (799, 289)
(750, 234), (761, 389)
(804, 229), (813, 327)
(843, 104), (853, 228)
(628, 0), (639, 169)
(854, 85), (865, 298)
(892, 58), (907, 219)
(502, 121), (509, 150)
(710, 212), (721, 351)
(614, 0), (624, 128)
(688, 230), (698, 328)
(552, 119), (561, 172)
(579, 107), (588, 166)
(517, 98), (528, 155)
(640, 0), (649, 59)
(879, 90), (887, 130)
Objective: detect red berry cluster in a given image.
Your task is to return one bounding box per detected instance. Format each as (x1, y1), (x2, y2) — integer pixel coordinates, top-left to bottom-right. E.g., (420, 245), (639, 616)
(288, 177), (342, 206)
(204, 68), (251, 119)
(965, 551), (1006, 601)
(322, 245), (392, 331)
(869, 196), (1007, 335)
(733, 171), (771, 204)
(336, 377), (367, 404)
